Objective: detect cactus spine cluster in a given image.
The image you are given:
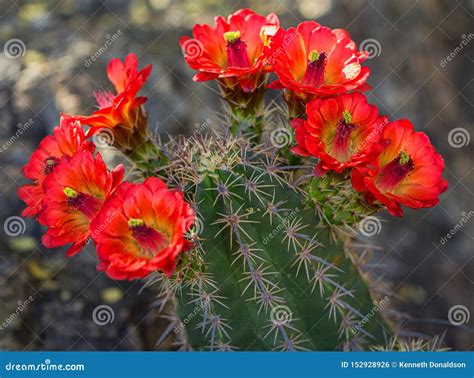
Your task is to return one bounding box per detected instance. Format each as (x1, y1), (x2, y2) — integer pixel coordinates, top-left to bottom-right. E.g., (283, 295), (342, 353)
(133, 132), (389, 351)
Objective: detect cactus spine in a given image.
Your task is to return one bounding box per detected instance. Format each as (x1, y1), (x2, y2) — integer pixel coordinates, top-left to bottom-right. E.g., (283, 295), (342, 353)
(137, 136), (389, 350)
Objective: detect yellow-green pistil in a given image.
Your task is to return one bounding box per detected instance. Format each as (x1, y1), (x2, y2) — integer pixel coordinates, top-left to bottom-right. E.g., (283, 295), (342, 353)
(308, 50), (320, 63)
(342, 110), (353, 124)
(399, 151), (410, 165)
(223, 31), (241, 43)
(63, 187), (78, 198)
(128, 218), (145, 228)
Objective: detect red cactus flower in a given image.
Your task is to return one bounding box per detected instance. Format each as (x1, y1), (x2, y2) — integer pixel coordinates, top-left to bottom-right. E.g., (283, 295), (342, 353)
(40, 151), (124, 256)
(18, 116), (94, 219)
(265, 21), (370, 116)
(73, 53), (152, 137)
(291, 93), (387, 175)
(179, 8), (279, 92)
(91, 177), (194, 280)
(351, 120), (448, 216)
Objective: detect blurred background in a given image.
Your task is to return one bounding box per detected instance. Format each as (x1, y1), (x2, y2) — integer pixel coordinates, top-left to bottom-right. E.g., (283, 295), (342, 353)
(0, 0), (472, 351)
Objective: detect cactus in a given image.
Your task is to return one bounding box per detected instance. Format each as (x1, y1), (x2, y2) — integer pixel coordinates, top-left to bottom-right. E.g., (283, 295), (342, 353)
(138, 135), (390, 351)
(20, 12), (448, 351)
(305, 172), (382, 227)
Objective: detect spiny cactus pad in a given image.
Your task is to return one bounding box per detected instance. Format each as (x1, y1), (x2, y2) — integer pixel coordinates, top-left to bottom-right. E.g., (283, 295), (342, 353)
(150, 136), (389, 350)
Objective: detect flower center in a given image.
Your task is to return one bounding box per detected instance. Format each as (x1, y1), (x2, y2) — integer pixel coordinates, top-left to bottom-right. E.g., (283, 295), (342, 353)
(260, 25), (278, 46)
(128, 218), (170, 258)
(64, 186), (103, 219)
(224, 30), (251, 68)
(375, 151), (415, 192)
(331, 110), (357, 161)
(302, 50), (327, 87)
(43, 156), (60, 175)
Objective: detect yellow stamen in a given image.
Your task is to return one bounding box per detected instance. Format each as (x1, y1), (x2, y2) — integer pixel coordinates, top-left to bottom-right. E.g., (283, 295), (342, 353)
(399, 151), (410, 165)
(342, 110), (353, 124)
(308, 50), (320, 62)
(63, 187), (78, 198)
(224, 31), (241, 43)
(128, 218), (144, 227)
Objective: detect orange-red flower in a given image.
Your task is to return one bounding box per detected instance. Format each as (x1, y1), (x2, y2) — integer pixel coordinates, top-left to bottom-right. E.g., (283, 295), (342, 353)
(265, 21), (369, 110)
(40, 151), (124, 256)
(73, 53), (152, 138)
(291, 93), (386, 174)
(18, 116), (94, 219)
(91, 177), (194, 280)
(351, 120), (448, 216)
(179, 8), (279, 92)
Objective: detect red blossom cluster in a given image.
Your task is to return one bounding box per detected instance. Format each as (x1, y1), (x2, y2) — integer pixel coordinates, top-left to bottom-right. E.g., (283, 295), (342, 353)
(180, 8), (448, 216)
(18, 9), (448, 281)
(18, 54), (194, 280)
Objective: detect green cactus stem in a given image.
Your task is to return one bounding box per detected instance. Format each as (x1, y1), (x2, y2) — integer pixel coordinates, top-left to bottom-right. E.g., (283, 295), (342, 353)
(124, 135), (167, 177)
(306, 171), (382, 227)
(145, 136), (391, 351)
(217, 75), (267, 141)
